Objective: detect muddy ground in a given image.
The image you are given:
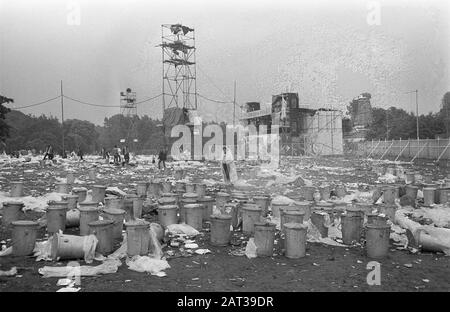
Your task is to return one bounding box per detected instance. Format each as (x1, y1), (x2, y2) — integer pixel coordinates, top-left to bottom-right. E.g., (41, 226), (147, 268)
(0, 156), (449, 292)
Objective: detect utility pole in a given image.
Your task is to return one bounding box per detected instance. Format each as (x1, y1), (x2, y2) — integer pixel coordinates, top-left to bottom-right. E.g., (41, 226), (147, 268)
(60, 80), (65, 158)
(415, 89), (419, 140)
(405, 90), (419, 140)
(233, 80), (236, 126)
(386, 108), (389, 140)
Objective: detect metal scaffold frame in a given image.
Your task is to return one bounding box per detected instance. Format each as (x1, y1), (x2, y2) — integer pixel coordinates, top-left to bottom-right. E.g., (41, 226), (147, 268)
(160, 24), (197, 111)
(120, 89), (137, 117)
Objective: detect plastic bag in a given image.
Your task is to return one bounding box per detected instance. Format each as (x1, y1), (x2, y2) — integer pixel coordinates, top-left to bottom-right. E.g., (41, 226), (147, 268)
(126, 256), (170, 276)
(39, 259), (121, 278)
(166, 223), (200, 236)
(245, 238), (257, 259)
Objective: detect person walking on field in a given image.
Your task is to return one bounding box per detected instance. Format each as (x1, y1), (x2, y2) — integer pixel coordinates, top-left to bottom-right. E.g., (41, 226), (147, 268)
(158, 147), (167, 169)
(113, 145), (121, 165)
(43, 145), (54, 160)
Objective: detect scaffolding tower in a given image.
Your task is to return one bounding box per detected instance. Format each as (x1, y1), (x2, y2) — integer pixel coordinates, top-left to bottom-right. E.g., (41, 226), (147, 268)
(120, 88), (137, 117)
(160, 24), (197, 112)
(119, 88), (139, 152)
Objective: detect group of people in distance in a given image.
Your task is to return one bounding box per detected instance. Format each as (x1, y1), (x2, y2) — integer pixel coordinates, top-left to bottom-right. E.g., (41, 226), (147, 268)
(43, 145), (83, 161)
(38, 144), (168, 169)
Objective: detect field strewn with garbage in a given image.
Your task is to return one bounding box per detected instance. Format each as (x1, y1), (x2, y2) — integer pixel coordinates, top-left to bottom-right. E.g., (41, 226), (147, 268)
(0, 155), (450, 292)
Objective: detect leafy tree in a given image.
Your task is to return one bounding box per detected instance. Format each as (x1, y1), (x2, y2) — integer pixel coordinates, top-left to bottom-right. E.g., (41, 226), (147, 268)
(0, 95), (13, 145)
(440, 92), (450, 138)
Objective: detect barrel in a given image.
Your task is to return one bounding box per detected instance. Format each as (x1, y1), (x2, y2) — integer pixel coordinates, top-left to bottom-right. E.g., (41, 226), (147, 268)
(280, 209), (305, 232)
(295, 201), (312, 221)
(253, 196), (270, 217)
(341, 214), (362, 245)
(102, 208), (126, 239)
(88, 219), (114, 255)
(125, 220), (151, 257)
(215, 192), (231, 211)
(46, 201), (68, 234)
(365, 223), (391, 259)
(10, 181), (24, 197)
(66, 172), (75, 184)
(78, 203), (99, 236)
(157, 204), (178, 227)
(423, 187), (436, 206)
(1, 201), (24, 226)
(91, 185), (107, 203)
(284, 222), (308, 259)
(158, 181), (170, 194)
(253, 222), (276, 257)
(72, 187), (87, 203)
(55, 182), (69, 194)
(62, 194), (79, 210)
(136, 181), (148, 197)
(184, 203), (204, 230)
(198, 196), (215, 221)
(319, 185), (331, 201)
(51, 233), (86, 260)
(195, 183), (206, 198)
(104, 197), (123, 210)
(210, 214), (232, 246)
(185, 183), (196, 194)
(11, 220), (39, 256)
(241, 205), (262, 234)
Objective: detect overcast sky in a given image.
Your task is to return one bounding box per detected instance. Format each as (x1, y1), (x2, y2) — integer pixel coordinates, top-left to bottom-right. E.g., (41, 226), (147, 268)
(1, 0), (449, 125)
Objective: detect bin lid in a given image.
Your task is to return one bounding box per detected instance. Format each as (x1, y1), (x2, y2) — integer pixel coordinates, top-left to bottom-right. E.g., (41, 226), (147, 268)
(125, 220), (150, 228)
(198, 196), (214, 202)
(102, 208), (125, 215)
(72, 187), (87, 192)
(161, 192), (177, 197)
(88, 219), (113, 227)
(62, 194), (79, 199)
(184, 203), (203, 209)
(3, 201), (24, 206)
(183, 192), (198, 199)
(284, 222), (307, 230)
(79, 200), (98, 206)
(253, 196), (269, 200)
(78, 205), (99, 212)
(47, 201), (68, 208)
(241, 204), (261, 211)
(92, 185), (107, 189)
(11, 220), (38, 227)
(211, 214), (232, 220)
(158, 197), (176, 203)
(216, 192), (230, 197)
(158, 204), (178, 210)
(254, 221), (276, 228)
(283, 210), (305, 216)
(104, 196), (121, 201)
(365, 223), (391, 229)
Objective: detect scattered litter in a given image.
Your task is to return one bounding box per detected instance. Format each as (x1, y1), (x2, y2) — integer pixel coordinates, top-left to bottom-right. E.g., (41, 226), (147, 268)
(126, 256), (170, 276)
(194, 249), (211, 255)
(245, 238), (257, 259)
(167, 224), (200, 236)
(39, 259), (121, 278)
(0, 267), (17, 276)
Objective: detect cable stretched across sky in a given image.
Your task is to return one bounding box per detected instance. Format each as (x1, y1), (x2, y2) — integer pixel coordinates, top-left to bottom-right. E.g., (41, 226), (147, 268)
(197, 93), (233, 104)
(6, 95), (61, 109)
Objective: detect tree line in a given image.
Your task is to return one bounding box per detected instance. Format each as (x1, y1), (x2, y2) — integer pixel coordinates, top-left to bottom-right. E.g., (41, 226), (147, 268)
(0, 109), (166, 155)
